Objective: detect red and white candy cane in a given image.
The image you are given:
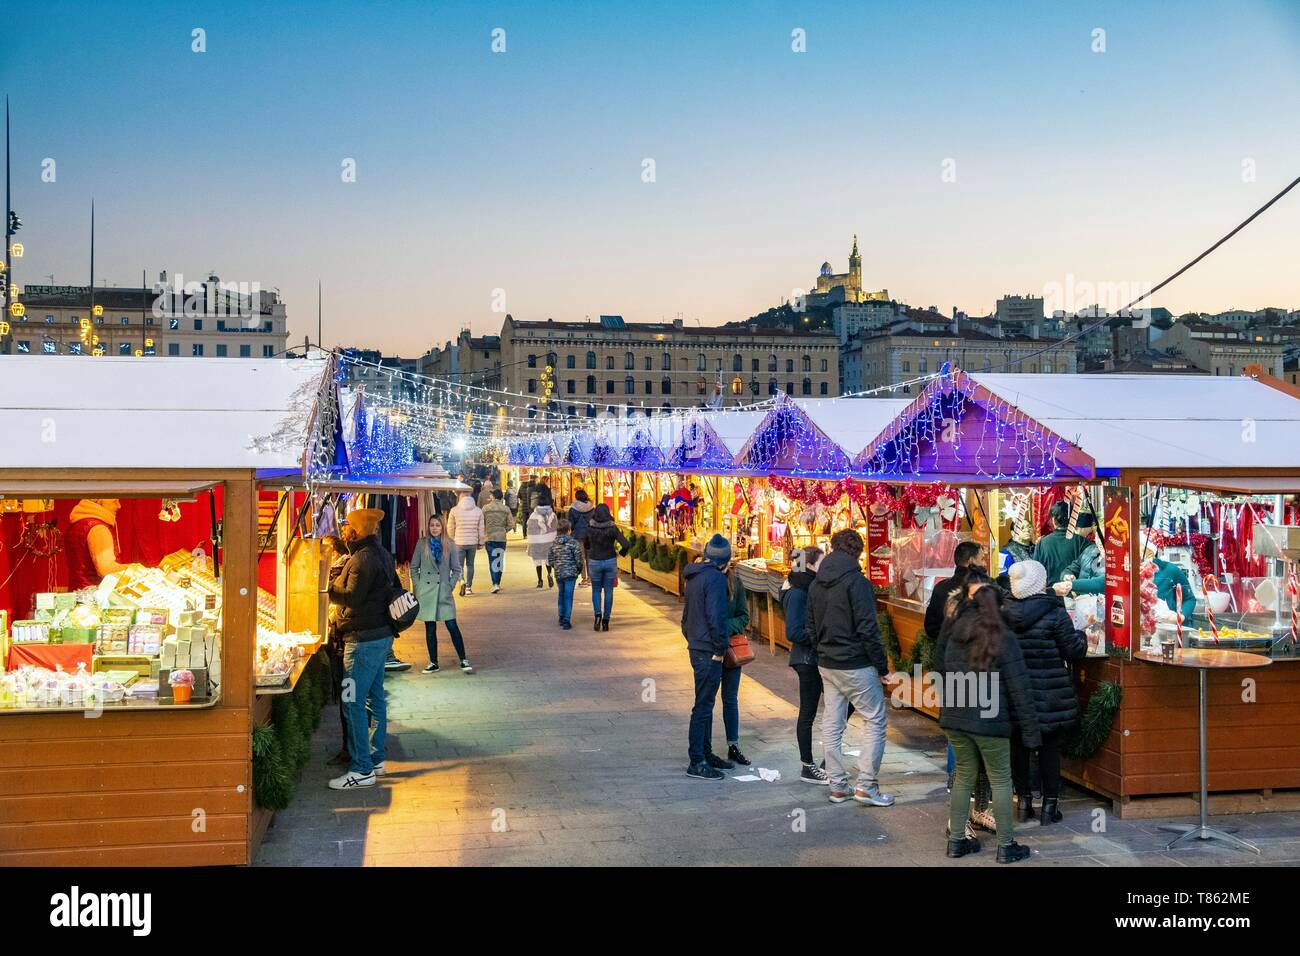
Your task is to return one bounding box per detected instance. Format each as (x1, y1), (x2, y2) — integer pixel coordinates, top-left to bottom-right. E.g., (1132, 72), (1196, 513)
(1288, 571), (1299, 646)
(1175, 583), (1184, 647)
(1204, 574), (1221, 644)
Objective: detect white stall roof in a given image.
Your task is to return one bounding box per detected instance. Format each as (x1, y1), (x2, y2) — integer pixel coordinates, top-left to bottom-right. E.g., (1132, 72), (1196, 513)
(793, 397), (912, 458)
(968, 373), (1300, 470)
(0, 356), (328, 470)
(709, 411), (768, 455)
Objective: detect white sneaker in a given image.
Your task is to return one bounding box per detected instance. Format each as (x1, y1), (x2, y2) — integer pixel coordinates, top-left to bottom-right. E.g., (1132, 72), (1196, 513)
(464, 587), (473, 596)
(371, 762), (385, 776)
(460, 659), (475, 673)
(328, 770), (376, 790)
(491, 585), (500, 593)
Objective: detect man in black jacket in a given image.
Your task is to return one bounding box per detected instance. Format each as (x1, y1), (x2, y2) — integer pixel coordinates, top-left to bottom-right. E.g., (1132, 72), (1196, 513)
(327, 508), (396, 791)
(681, 534), (734, 780)
(809, 529), (895, 807)
(924, 540), (986, 640)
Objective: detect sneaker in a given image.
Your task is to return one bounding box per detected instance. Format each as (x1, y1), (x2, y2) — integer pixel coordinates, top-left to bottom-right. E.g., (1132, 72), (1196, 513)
(704, 752), (734, 771)
(328, 770), (376, 790)
(996, 841), (1033, 864)
(800, 763), (830, 785)
(854, 787), (896, 807)
(536, 581), (544, 589)
(384, 656), (411, 672)
(561, 621), (572, 630)
(422, 662), (440, 674)
(946, 837), (982, 859)
(371, 762), (386, 776)
(727, 744), (751, 767)
(326, 750), (350, 766)
(460, 659), (475, 673)
(464, 587), (473, 596)
(491, 585), (500, 594)
(686, 762), (725, 781)
(829, 788), (854, 804)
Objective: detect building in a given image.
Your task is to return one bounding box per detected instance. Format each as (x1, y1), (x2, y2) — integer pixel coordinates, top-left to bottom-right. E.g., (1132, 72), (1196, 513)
(497, 313), (839, 420)
(2, 274), (289, 358)
(995, 294), (1044, 327)
(1153, 319), (1284, 378)
(339, 349), (420, 406)
(807, 236), (889, 307)
(841, 321), (1078, 395)
(831, 298), (904, 345)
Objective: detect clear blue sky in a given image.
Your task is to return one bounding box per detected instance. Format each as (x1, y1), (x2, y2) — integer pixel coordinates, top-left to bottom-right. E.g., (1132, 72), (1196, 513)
(4, 0), (1299, 353)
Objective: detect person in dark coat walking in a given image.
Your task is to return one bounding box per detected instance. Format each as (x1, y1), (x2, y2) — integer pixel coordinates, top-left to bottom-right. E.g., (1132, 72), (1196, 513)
(937, 579), (1041, 863)
(1003, 559), (1088, 825)
(581, 503), (629, 631)
(783, 546), (847, 784)
(681, 535), (734, 780)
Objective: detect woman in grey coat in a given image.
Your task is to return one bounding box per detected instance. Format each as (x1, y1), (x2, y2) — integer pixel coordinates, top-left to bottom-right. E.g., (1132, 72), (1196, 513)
(411, 515), (474, 674)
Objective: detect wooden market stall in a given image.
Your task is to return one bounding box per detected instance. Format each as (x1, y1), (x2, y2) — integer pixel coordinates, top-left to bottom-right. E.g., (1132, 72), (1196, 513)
(0, 355), (329, 865)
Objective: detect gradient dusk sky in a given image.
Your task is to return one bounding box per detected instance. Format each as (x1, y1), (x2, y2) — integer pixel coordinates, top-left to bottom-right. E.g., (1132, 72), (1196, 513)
(3, 0), (1299, 354)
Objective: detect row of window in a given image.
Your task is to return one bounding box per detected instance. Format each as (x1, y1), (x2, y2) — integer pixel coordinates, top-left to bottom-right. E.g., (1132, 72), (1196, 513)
(528, 351), (831, 373)
(526, 376), (830, 397)
(11, 340), (275, 357)
(22, 315), (276, 333)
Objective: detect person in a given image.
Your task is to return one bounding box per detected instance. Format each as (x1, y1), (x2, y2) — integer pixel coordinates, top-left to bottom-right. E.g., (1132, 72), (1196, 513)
(526, 492), (558, 588)
(783, 546), (840, 784)
(327, 508), (397, 790)
(681, 534), (734, 780)
(66, 498), (127, 589)
(582, 503), (628, 630)
(937, 578), (1041, 862)
(568, 489), (595, 587)
(923, 539), (985, 790)
(447, 488), (485, 596)
(517, 476), (535, 537)
(1032, 500), (1090, 585)
(547, 518), (584, 629)
(1003, 559), (1087, 825)
(410, 514), (474, 674)
(1145, 544), (1197, 622)
(718, 562), (752, 767)
(809, 529), (895, 808)
(320, 534), (351, 766)
(477, 476), (496, 508)
(482, 488), (513, 594)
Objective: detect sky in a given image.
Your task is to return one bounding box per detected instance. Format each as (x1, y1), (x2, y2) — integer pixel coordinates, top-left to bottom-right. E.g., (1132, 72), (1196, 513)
(4, 0), (1300, 355)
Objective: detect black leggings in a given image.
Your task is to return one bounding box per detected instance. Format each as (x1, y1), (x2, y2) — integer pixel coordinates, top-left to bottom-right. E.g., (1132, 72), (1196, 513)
(793, 663), (854, 765)
(1012, 729), (1063, 799)
(425, 619), (467, 664)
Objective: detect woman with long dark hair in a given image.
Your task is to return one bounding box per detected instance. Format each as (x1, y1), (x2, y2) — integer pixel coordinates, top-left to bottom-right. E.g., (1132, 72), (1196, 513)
(411, 514), (474, 674)
(937, 579), (1040, 864)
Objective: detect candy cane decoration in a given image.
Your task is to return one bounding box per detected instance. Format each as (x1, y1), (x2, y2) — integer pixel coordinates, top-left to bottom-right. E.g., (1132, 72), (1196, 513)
(1175, 583), (1184, 647)
(1203, 575), (1221, 645)
(1288, 570), (1298, 646)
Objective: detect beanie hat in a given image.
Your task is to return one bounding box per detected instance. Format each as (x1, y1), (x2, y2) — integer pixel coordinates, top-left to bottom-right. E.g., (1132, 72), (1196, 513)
(704, 533), (732, 567)
(344, 507), (385, 537)
(1008, 559), (1048, 599)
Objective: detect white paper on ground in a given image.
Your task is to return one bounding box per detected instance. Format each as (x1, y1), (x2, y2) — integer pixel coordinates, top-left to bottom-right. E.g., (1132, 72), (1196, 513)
(757, 767), (781, 782)
(732, 774), (761, 782)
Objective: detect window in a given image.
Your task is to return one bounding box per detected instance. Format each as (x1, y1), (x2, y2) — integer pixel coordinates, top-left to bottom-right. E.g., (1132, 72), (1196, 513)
(661, 377), (672, 395)
(768, 355), (777, 372)
(567, 405), (576, 418)
(644, 356), (652, 371)
(586, 375), (596, 393)
(697, 353), (706, 371)
(786, 381), (794, 394)
(645, 380), (653, 395)
(528, 354), (538, 368)
(662, 352), (671, 370)
(903, 360), (911, 373)
(919, 358), (927, 373)
(768, 378), (778, 395)
(786, 358), (794, 373)
(192, 344), (205, 356)
(566, 379), (575, 394)
(1043, 361), (1052, 374)
(566, 354), (575, 369)
(750, 378), (759, 395)
(17, 340), (30, 352)
(625, 351), (635, 370)
(820, 358), (828, 372)
(169, 318), (180, 330)
(216, 344), (228, 357)
(121, 317), (130, 326)
(820, 382), (829, 395)
(194, 320), (203, 331)
(605, 355), (614, 370)
(168, 343), (180, 356)
(528, 379), (537, 393)
(802, 378), (812, 395)
(240, 344), (251, 357)
(605, 379), (614, 394)
(68, 342), (82, 355)
(586, 404), (597, 418)
(43, 340), (56, 353)
(752, 358), (759, 372)
(802, 355), (811, 372)
(983, 357), (992, 371)
(263, 345), (274, 357)
(546, 351), (557, 368)
(586, 351), (596, 369)
(733, 354), (743, 372)
(263, 321), (272, 332)
(625, 376), (635, 394)
(217, 320), (227, 331)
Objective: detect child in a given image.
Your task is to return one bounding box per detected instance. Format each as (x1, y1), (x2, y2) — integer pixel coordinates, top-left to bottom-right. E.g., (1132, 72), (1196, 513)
(547, 518), (584, 629)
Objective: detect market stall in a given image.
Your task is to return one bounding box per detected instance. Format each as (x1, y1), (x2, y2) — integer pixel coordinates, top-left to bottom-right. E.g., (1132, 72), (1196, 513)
(0, 355), (329, 865)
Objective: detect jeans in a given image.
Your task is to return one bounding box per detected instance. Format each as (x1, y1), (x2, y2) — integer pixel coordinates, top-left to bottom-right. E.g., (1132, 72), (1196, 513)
(718, 665), (742, 746)
(425, 618), (467, 664)
(342, 635), (392, 775)
(588, 558), (617, 618)
(485, 540), (506, 586)
(452, 545), (478, 588)
(947, 729), (1015, 845)
(556, 576), (576, 624)
(819, 665), (888, 792)
(1012, 729), (1063, 799)
(687, 649), (724, 765)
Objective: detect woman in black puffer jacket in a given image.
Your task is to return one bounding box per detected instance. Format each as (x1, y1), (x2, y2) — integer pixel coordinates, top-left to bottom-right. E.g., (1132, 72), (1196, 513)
(1002, 559), (1088, 826)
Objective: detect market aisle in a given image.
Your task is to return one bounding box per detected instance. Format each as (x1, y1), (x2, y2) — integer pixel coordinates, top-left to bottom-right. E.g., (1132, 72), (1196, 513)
(255, 538), (1300, 867)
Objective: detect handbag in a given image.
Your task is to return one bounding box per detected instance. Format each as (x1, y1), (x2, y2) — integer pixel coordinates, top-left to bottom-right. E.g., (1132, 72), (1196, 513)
(723, 632), (755, 668)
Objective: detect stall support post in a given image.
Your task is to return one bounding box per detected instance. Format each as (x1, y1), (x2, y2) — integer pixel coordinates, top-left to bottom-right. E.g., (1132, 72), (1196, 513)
(220, 475), (259, 863)
(274, 490), (291, 633)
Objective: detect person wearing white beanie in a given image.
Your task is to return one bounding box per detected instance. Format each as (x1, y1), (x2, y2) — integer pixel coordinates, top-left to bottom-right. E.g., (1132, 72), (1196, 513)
(1002, 559), (1088, 828)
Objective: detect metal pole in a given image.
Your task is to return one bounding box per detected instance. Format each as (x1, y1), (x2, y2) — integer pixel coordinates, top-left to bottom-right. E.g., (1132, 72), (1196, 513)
(1198, 667), (1208, 837)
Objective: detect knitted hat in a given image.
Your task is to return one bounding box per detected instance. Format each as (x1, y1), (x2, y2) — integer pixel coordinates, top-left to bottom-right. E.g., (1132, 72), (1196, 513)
(1008, 559), (1048, 599)
(344, 508), (385, 537)
(704, 534), (732, 567)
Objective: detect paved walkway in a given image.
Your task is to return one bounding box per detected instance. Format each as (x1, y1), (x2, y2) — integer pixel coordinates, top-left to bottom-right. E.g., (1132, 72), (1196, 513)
(255, 538), (1300, 866)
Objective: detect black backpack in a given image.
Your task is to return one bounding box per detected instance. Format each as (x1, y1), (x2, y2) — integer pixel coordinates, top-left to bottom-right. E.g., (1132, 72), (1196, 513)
(380, 550), (420, 632)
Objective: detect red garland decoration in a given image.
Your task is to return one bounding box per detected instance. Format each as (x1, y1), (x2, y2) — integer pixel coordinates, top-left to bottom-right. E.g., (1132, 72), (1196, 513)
(1145, 530), (1214, 578)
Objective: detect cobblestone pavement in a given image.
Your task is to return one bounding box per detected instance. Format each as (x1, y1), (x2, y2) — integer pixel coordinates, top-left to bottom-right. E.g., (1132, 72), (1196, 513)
(255, 539), (1300, 867)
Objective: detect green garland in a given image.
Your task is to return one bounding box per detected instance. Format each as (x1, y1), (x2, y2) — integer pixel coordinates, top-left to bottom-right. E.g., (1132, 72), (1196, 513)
(1064, 680), (1122, 760)
(252, 649), (331, 811)
(252, 723), (293, 811)
(878, 606), (904, 672)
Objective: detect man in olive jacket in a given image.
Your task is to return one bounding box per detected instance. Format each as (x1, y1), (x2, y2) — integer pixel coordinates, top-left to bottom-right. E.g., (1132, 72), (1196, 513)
(809, 529), (894, 807)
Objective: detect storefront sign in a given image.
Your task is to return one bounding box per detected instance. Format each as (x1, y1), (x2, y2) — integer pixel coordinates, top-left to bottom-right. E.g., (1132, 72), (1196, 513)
(1103, 485), (1134, 657)
(867, 513), (891, 587)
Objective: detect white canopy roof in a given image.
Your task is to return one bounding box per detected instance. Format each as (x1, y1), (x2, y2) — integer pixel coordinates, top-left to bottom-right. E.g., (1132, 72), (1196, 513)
(0, 356), (328, 470)
(708, 411), (768, 455)
(793, 397), (912, 458)
(968, 373), (1300, 470)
